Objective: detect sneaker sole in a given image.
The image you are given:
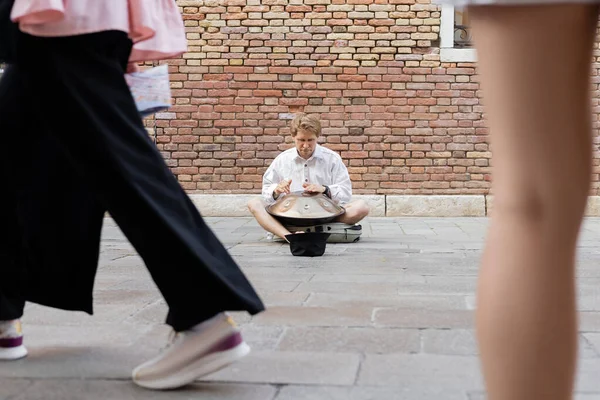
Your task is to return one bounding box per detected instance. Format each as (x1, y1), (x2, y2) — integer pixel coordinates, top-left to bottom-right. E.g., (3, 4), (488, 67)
(132, 341), (251, 390)
(0, 345), (27, 361)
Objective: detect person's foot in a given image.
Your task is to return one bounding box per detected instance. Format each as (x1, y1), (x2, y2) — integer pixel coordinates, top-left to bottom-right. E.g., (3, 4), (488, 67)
(132, 313), (250, 390)
(0, 320), (27, 360)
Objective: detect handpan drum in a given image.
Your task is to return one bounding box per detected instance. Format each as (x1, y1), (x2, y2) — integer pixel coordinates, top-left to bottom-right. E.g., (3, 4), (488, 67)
(266, 191), (345, 226)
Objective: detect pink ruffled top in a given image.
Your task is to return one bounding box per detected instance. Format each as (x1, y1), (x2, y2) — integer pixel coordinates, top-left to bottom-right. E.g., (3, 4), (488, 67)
(10, 0), (187, 62)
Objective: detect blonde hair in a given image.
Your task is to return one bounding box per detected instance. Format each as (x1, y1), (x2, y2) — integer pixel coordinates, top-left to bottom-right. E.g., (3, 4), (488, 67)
(290, 114), (321, 137)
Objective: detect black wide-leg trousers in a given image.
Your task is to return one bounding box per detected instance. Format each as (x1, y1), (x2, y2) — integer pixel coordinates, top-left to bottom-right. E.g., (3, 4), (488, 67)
(0, 31), (264, 331)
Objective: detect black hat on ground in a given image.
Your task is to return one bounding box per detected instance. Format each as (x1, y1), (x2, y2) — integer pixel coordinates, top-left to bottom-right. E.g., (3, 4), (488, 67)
(285, 232), (331, 257)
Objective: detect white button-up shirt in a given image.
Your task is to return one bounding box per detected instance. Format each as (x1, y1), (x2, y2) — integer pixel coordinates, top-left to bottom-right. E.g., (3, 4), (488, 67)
(262, 145), (352, 205)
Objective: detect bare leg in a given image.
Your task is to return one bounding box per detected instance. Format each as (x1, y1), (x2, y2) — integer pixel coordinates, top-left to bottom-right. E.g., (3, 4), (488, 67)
(469, 5), (597, 400)
(336, 200), (369, 225)
(247, 198), (292, 240)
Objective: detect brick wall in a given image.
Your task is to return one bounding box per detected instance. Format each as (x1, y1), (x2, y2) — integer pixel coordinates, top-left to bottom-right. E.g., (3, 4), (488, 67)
(150, 0), (599, 196)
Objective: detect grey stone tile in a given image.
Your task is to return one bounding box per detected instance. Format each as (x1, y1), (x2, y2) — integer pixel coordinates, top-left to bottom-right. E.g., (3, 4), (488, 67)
(401, 227), (437, 235)
(578, 280), (600, 296)
(577, 359), (600, 392)
(583, 333), (600, 355)
(578, 294), (600, 311)
(577, 268), (600, 278)
(309, 273), (426, 284)
(91, 289), (160, 306)
(203, 351), (360, 385)
(294, 282), (399, 295)
(0, 379), (34, 400)
(421, 329), (477, 356)
(22, 304), (141, 327)
(21, 215), (600, 399)
(574, 395), (600, 400)
(580, 312), (600, 332)
(257, 292), (310, 307)
(346, 243), (416, 252)
(277, 327), (420, 354)
(374, 308), (474, 329)
(18, 323), (153, 349)
(98, 254), (144, 268)
(358, 354), (483, 390)
(240, 325), (285, 351)
(580, 334), (600, 358)
(275, 385), (468, 400)
(98, 242), (135, 252)
(412, 245), (467, 253)
(402, 266), (479, 276)
(423, 276), (478, 293)
(0, 347), (151, 380)
(123, 299), (169, 325)
(305, 293), (469, 310)
(466, 391), (485, 399)
(288, 265), (425, 276)
(251, 306), (374, 327)
(96, 249), (136, 263)
(422, 332), (600, 359)
(10, 380), (276, 400)
(244, 270), (315, 282)
(250, 281), (302, 293)
(106, 278), (161, 292)
(92, 275), (144, 291)
(428, 232), (474, 241)
(465, 295), (476, 310)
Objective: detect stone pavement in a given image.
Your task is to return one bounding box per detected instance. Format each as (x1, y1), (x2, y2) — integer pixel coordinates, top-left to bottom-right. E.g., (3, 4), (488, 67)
(2, 217), (600, 400)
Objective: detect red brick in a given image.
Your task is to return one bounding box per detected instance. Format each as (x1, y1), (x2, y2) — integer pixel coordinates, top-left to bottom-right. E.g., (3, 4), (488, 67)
(253, 90), (283, 97)
(152, 5), (511, 196)
(172, 136), (200, 144)
(341, 151), (369, 158)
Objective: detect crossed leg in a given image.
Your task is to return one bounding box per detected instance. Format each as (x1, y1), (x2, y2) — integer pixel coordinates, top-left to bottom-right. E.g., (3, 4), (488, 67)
(248, 198), (369, 240)
(247, 197), (292, 240)
(335, 200), (369, 225)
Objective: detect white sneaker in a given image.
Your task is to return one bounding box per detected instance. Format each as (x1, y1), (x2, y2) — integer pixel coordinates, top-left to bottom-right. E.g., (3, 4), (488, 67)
(0, 320), (28, 360)
(132, 314), (250, 390)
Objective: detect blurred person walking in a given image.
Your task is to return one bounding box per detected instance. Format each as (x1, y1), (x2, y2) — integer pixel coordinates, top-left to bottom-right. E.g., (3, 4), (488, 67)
(0, 0), (264, 390)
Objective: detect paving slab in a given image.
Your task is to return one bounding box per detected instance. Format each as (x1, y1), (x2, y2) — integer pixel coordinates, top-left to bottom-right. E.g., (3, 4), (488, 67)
(305, 293), (469, 310)
(293, 282), (400, 295)
(373, 308), (474, 329)
(357, 354), (483, 390)
(421, 330), (600, 358)
(469, 391), (600, 400)
(0, 346), (150, 380)
(251, 306), (374, 327)
(4, 216), (600, 399)
(421, 329), (478, 356)
(202, 350), (360, 385)
(277, 327), (420, 354)
(275, 385), (468, 400)
(0, 379), (34, 400)
(583, 333), (600, 355)
(3, 380), (277, 400)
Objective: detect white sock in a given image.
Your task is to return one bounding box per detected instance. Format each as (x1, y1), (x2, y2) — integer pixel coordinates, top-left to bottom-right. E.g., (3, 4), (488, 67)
(0, 320), (16, 329)
(0, 320), (19, 336)
(188, 313), (225, 333)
